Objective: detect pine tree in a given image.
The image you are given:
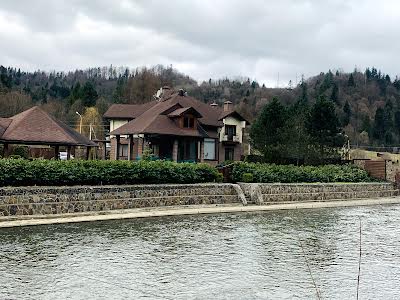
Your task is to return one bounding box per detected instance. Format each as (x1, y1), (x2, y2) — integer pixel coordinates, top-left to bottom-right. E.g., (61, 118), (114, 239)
(81, 81), (98, 107)
(330, 83), (339, 104)
(348, 73), (355, 87)
(306, 95), (343, 156)
(300, 80), (308, 103)
(373, 107), (385, 142)
(342, 101), (351, 126)
(250, 97), (287, 162)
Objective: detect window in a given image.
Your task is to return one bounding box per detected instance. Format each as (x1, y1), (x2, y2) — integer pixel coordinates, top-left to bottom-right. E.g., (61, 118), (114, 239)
(178, 140), (197, 161)
(183, 116), (195, 128)
(204, 138), (216, 160)
(118, 144), (128, 158)
(225, 125), (236, 138)
(225, 147), (234, 161)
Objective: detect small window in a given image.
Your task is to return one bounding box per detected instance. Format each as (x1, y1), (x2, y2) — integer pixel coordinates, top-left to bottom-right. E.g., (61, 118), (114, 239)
(225, 125), (236, 137)
(204, 138), (216, 160)
(225, 147), (234, 161)
(183, 116), (195, 128)
(119, 144), (128, 158)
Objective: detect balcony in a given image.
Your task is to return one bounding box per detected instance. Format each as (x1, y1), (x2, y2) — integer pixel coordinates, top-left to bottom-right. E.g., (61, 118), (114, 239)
(222, 135), (240, 143)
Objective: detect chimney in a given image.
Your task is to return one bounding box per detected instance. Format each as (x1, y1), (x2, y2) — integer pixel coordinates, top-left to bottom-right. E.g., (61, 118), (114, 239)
(223, 100), (233, 112)
(210, 102), (218, 108)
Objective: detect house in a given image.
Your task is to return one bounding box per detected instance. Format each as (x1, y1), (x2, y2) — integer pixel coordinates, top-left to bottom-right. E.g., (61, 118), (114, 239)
(0, 106), (97, 159)
(104, 87), (250, 165)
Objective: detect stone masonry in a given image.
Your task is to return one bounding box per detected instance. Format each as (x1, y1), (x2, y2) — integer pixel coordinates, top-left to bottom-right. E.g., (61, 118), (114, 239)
(239, 182), (398, 204)
(0, 184), (243, 217)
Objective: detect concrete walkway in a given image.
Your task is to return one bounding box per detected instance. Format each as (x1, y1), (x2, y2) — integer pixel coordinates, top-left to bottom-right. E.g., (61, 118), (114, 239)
(1, 197), (400, 228)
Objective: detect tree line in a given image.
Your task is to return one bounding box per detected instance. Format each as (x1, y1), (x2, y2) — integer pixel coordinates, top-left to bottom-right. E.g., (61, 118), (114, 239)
(1, 64), (400, 147)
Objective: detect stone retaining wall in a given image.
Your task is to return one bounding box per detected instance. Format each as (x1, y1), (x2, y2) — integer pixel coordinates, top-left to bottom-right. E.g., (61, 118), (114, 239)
(0, 182), (396, 219)
(239, 182), (398, 205)
(0, 184), (244, 217)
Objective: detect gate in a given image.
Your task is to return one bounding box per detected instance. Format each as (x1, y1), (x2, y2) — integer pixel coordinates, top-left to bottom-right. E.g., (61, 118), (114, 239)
(364, 160), (386, 180)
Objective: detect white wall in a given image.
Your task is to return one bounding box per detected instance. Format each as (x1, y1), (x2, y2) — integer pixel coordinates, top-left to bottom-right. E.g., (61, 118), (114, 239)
(110, 119), (129, 133)
(219, 116), (246, 143)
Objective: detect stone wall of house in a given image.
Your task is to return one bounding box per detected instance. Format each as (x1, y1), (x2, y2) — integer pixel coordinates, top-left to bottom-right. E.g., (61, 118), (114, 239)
(218, 143), (242, 163)
(0, 184), (244, 218)
(238, 182), (398, 205)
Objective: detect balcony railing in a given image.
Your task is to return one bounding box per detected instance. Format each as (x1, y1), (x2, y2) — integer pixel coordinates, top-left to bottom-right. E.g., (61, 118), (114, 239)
(222, 135), (240, 143)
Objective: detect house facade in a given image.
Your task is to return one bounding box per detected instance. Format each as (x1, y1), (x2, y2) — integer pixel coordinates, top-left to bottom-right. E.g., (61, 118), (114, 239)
(104, 87), (249, 165)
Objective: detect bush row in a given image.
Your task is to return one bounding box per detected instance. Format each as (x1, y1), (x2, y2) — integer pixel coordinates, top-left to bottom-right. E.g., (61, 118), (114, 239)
(232, 162), (373, 183)
(0, 159), (222, 186)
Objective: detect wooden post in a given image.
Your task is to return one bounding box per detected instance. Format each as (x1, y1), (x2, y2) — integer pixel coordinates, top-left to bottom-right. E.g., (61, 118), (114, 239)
(103, 141), (107, 160)
(67, 146), (71, 160)
(137, 137), (143, 158)
(3, 143), (9, 158)
(200, 140), (204, 163)
(54, 145), (60, 160)
(128, 134), (134, 161)
(86, 146), (91, 160)
(115, 135), (120, 160)
(172, 140), (178, 162)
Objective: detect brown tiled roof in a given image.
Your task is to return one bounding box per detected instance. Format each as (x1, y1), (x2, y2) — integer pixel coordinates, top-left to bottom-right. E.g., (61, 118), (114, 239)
(0, 118), (12, 137)
(111, 91), (225, 136)
(109, 89), (247, 138)
(103, 102), (157, 119)
(167, 107), (203, 118)
(0, 106), (97, 146)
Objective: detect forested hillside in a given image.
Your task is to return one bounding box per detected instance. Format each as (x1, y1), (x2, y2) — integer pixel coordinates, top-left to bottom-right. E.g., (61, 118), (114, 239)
(1, 64), (400, 147)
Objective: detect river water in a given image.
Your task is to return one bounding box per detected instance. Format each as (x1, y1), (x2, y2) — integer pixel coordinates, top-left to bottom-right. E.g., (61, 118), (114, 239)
(1, 205), (400, 300)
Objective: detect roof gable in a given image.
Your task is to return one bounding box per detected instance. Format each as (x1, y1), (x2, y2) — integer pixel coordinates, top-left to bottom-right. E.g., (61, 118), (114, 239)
(219, 110), (250, 125)
(167, 107), (203, 118)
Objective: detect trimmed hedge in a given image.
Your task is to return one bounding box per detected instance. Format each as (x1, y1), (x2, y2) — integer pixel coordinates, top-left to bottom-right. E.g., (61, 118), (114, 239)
(232, 162), (373, 183)
(0, 159), (222, 186)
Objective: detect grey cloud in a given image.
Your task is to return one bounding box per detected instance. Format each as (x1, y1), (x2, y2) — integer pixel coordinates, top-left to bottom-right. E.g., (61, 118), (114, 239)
(1, 0), (400, 86)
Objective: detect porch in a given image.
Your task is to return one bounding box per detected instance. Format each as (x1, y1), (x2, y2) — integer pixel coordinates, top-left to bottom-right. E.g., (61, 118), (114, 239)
(113, 134), (206, 163)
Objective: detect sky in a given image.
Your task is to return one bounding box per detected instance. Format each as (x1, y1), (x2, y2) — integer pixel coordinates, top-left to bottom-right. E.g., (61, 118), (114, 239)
(1, 0), (400, 87)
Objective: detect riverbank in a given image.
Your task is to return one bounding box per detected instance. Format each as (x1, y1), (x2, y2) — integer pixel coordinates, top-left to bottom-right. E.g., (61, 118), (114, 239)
(1, 196), (400, 228)
(0, 182), (398, 228)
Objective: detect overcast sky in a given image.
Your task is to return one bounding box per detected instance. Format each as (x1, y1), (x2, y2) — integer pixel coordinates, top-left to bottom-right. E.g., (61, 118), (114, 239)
(1, 0), (399, 86)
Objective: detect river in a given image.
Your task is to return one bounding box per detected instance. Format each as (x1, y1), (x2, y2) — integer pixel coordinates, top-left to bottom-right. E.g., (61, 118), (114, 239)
(1, 205), (400, 299)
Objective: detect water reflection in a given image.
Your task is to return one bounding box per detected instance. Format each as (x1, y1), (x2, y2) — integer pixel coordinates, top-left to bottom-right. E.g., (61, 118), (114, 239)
(1, 205), (400, 299)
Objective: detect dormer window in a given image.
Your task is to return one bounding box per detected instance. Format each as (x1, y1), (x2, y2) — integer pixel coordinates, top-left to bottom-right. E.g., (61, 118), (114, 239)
(183, 116), (195, 128)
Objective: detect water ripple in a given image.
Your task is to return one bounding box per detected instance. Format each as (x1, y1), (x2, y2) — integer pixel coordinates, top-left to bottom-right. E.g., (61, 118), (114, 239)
(1, 205), (400, 299)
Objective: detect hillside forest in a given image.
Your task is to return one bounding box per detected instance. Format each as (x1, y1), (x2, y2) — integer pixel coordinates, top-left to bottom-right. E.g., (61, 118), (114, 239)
(1, 64), (400, 148)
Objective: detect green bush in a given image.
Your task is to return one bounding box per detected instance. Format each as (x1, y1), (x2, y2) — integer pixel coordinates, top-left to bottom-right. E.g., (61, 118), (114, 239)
(242, 173), (254, 183)
(232, 162), (373, 183)
(12, 146), (29, 159)
(0, 159), (221, 186)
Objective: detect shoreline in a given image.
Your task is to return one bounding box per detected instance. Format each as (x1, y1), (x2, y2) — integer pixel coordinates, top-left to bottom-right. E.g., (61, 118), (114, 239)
(1, 197), (400, 228)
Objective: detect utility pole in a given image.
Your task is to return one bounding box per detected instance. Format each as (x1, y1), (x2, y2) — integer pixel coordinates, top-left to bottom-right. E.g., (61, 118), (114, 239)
(76, 111), (83, 134)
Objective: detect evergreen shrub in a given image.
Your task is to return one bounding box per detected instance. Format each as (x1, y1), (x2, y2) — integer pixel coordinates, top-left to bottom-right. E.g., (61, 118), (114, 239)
(232, 162), (373, 183)
(0, 159), (221, 186)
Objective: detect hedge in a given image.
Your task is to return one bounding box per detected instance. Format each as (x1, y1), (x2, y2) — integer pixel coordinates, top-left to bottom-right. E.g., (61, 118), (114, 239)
(0, 159), (222, 186)
(232, 162), (373, 183)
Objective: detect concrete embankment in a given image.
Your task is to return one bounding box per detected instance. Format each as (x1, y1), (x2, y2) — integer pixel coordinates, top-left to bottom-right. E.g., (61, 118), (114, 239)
(0, 182), (398, 228)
